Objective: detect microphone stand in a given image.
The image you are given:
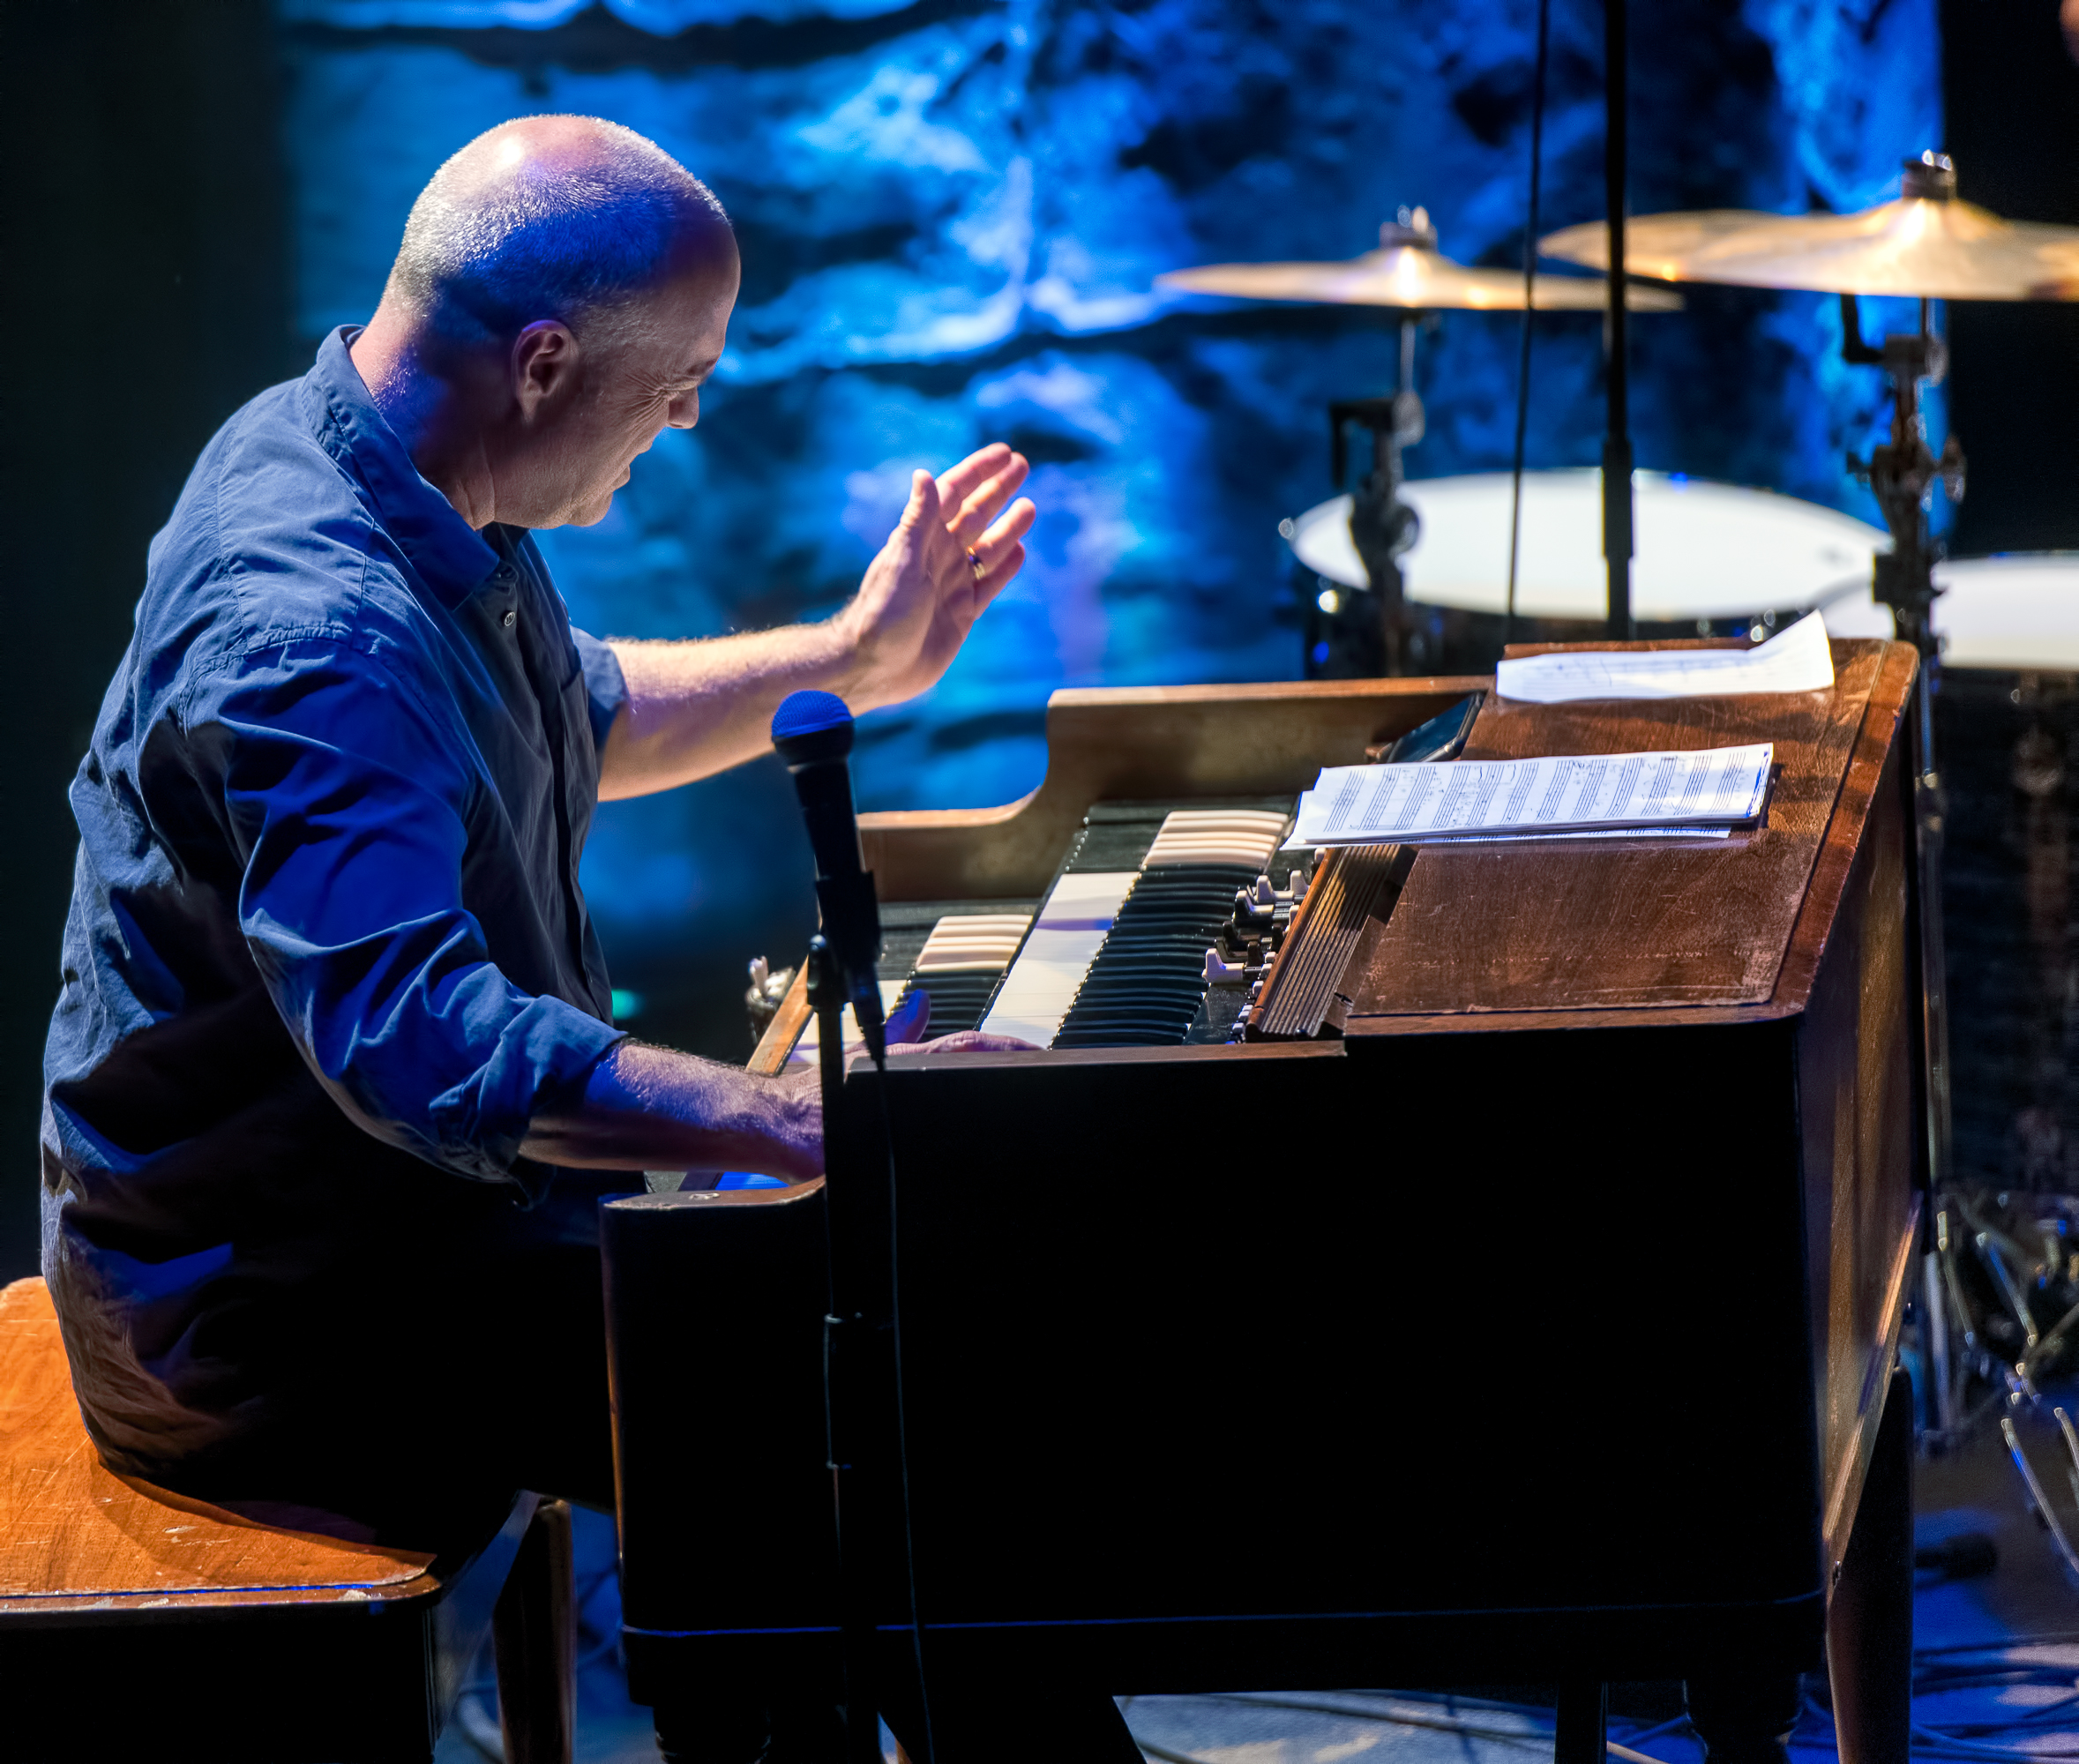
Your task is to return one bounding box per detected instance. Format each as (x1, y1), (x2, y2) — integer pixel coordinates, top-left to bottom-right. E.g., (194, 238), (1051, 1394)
(805, 931), (891, 1764)
(1601, 0), (1634, 640)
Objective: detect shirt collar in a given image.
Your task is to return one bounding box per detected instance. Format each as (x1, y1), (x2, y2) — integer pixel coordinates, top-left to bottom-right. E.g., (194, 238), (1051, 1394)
(306, 325), (502, 606)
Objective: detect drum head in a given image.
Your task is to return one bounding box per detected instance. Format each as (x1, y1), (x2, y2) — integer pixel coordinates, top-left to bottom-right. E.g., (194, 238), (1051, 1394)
(1287, 470), (1884, 621)
(1823, 554), (2079, 669)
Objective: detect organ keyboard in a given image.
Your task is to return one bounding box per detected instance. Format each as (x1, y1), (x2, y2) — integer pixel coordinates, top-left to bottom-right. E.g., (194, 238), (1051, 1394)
(788, 692), (1481, 1059)
(976, 803), (1302, 1049)
(603, 654), (1926, 1764)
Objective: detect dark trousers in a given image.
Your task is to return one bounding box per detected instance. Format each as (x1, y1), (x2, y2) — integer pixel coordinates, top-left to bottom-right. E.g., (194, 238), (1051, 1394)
(138, 1182), (630, 1540)
(145, 1178), (1143, 1760)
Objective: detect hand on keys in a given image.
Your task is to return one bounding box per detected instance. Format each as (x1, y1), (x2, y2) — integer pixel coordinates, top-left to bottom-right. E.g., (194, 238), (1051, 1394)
(883, 989), (1036, 1056)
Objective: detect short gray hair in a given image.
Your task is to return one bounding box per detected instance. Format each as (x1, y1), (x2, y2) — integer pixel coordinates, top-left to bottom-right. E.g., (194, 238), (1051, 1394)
(386, 116), (728, 347)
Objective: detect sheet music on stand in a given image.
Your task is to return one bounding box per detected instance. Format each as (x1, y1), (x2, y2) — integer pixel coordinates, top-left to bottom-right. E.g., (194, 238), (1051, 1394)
(1292, 742), (1774, 848)
(1496, 610), (1834, 704)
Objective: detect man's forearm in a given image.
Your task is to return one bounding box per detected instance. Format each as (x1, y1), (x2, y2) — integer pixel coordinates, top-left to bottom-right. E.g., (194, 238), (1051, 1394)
(597, 623), (861, 799)
(595, 445), (1033, 801)
(519, 1041), (821, 1179)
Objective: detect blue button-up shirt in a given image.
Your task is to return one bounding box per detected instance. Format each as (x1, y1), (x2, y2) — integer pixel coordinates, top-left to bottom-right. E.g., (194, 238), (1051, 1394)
(41, 328), (632, 1474)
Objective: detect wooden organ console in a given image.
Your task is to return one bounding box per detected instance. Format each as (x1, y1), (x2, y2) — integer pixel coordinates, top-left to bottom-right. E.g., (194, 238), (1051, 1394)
(602, 641), (1926, 1764)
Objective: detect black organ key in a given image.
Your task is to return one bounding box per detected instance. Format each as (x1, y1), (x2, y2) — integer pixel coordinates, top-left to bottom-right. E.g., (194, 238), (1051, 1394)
(896, 912), (1031, 1039)
(980, 808), (1297, 1050)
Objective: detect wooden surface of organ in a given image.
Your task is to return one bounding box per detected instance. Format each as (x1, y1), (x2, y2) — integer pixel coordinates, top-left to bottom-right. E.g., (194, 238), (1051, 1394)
(602, 645), (1924, 1761)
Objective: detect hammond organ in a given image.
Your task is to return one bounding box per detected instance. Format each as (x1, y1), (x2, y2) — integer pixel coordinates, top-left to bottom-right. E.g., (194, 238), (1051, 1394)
(603, 644), (1925, 1764)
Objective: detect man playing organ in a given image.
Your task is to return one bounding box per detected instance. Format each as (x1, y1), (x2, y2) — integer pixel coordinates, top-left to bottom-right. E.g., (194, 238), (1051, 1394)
(39, 114), (1033, 1526)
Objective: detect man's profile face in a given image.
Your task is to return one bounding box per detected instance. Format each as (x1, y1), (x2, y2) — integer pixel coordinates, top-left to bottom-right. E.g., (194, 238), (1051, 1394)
(526, 227), (741, 529)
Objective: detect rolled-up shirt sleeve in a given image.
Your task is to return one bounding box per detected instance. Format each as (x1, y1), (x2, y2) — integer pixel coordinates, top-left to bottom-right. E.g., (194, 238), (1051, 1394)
(570, 627), (628, 753)
(211, 640), (625, 1184)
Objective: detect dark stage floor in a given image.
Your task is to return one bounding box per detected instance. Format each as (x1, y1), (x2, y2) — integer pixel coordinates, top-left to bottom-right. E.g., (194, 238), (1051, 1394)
(426, 1394), (2079, 1763)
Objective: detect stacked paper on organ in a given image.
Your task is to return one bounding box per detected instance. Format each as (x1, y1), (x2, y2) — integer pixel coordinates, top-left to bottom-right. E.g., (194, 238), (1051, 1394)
(1292, 742), (1775, 848)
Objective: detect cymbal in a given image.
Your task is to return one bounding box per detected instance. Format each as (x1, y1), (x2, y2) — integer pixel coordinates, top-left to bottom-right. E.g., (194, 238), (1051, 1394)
(1158, 212), (1683, 312)
(1540, 161), (2079, 300)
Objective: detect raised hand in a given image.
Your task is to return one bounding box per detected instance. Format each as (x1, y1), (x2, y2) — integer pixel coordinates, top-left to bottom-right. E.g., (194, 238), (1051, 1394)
(836, 444), (1036, 712)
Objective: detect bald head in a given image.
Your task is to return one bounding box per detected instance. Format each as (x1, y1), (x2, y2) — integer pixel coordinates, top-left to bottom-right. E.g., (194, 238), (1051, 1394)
(351, 116), (741, 532)
(386, 115), (730, 348)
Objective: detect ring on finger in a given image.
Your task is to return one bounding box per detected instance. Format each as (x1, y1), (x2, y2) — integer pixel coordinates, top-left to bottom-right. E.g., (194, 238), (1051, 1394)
(965, 546), (987, 582)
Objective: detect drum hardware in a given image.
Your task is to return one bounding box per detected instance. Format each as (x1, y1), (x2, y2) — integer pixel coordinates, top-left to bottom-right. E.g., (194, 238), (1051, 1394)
(1822, 158), (1976, 660)
(1540, 150), (2079, 660)
(1998, 1416), (2079, 1582)
(1977, 1230), (2040, 1348)
(1841, 287), (1965, 657)
(1157, 207), (1678, 677)
(1283, 470), (1882, 677)
(1539, 148), (2079, 1227)
(1327, 298), (1427, 676)
(2059, 1409), (2079, 1512)
(1825, 211), (1963, 1185)
(1936, 1209), (1977, 1431)
(1910, 1189), (2079, 1461)
(1923, 1249), (1957, 1434)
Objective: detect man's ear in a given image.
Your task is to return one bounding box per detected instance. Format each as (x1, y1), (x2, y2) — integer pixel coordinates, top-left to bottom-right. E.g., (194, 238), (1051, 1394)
(511, 320), (579, 422)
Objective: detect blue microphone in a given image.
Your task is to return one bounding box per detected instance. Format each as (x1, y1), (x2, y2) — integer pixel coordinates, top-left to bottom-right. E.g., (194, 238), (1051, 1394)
(772, 691), (885, 1061)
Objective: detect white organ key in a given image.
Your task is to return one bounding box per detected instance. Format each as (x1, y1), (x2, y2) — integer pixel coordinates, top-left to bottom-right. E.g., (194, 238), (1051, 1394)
(979, 872), (1138, 1048)
(1145, 848), (1277, 869)
(1145, 834), (1280, 848)
(1144, 834), (1280, 853)
(1140, 808), (1290, 870)
(1151, 811), (1289, 833)
(911, 911), (1032, 974)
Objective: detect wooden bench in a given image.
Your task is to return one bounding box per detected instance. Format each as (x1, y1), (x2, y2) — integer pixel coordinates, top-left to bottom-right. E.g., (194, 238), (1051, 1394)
(0, 1276), (575, 1763)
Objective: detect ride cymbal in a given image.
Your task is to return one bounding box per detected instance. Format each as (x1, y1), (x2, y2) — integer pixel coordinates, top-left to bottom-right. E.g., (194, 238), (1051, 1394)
(1540, 155), (2079, 301)
(1159, 209), (1682, 312)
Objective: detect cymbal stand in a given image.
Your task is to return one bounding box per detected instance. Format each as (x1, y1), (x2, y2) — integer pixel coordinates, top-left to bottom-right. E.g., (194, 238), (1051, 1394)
(1843, 292), (1965, 657)
(1331, 310), (1426, 674)
(1842, 287), (1958, 1290)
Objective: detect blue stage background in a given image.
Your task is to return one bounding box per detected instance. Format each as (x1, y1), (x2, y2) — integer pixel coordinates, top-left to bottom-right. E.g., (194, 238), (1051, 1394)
(275, 0), (1941, 1052)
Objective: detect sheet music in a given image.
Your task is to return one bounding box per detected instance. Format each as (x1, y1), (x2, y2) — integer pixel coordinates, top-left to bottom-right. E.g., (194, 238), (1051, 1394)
(1495, 609), (1834, 703)
(1292, 742), (1773, 847)
(1429, 824), (1734, 845)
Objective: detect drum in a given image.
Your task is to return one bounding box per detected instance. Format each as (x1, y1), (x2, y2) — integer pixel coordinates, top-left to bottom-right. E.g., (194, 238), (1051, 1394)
(1284, 469), (1887, 674)
(1827, 556), (2079, 1208)
(1821, 554), (2079, 670)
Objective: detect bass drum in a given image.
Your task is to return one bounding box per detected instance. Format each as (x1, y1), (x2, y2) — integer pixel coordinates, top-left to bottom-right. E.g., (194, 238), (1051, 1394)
(1285, 469), (1886, 675)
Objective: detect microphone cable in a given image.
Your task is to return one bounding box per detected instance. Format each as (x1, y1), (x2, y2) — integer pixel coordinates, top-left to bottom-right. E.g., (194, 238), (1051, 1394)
(1505, 0), (1553, 648)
